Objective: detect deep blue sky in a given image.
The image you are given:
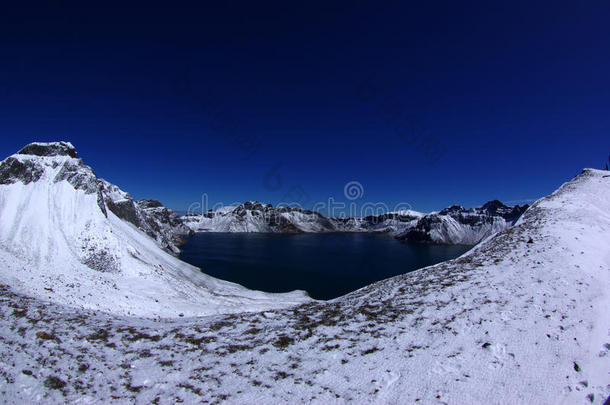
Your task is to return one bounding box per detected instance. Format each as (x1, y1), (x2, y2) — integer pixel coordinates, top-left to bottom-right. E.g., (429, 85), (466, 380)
(1, 1), (608, 213)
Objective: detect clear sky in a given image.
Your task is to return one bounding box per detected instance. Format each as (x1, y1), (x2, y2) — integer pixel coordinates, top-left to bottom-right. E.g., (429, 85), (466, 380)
(1, 1), (608, 213)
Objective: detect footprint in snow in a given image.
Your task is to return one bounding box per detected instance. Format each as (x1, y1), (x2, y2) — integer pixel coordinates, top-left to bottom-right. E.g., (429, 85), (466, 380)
(385, 370), (400, 388)
(431, 359), (461, 377)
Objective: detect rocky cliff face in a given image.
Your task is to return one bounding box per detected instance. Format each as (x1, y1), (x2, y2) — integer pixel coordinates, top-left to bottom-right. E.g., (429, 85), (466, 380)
(136, 199), (193, 252)
(396, 200), (529, 244)
(99, 181), (192, 254)
(330, 211), (423, 234)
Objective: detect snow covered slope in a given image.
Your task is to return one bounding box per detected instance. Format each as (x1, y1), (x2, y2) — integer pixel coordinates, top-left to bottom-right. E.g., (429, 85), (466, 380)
(0, 168), (607, 404)
(0, 142), (310, 318)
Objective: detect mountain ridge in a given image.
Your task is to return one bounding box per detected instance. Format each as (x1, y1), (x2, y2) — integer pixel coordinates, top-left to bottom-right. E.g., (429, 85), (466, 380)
(182, 199), (529, 245)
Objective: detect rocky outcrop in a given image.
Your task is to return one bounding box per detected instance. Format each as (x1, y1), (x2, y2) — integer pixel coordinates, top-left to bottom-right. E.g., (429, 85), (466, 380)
(1, 142), (107, 213)
(99, 181), (191, 255)
(17, 141), (78, 158)
(0, 157), (45, 185)
(136, 199), (193, 252)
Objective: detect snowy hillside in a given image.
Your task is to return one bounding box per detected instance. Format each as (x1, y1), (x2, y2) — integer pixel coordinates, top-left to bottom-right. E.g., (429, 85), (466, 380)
(0, 142), (310, 318)
(0, 168), (607, 404)
(183, 200), (527, 245)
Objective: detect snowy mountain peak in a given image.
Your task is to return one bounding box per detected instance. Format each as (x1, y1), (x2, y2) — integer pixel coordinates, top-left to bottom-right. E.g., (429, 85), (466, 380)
(138, 199), (165, 208)
(480, 199), (506, 210)
(17, 141), (78, 158)
(438, 204), (465, 214)
(0, 142), (311, 317)
(1, 141), (99, 196)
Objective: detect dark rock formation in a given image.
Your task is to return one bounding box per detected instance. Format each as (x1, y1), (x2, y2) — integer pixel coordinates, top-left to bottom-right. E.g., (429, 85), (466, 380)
(99, 180), (191, 255)
(18, 142), (78, 158)
(53, 161), (99, 194)
(0, 157), (44, 185)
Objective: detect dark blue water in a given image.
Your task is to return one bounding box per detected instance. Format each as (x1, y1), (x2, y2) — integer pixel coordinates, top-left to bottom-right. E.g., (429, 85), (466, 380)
(179, 233), (472, 300)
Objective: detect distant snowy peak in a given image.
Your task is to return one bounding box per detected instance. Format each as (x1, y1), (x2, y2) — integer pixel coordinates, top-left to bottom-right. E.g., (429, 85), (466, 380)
(183, 201), (336, 233)
(388, 209), (425, 217)
(17, 141), (78, 158)
(397, 200), (529, 244)
(436, 199), (528, 222)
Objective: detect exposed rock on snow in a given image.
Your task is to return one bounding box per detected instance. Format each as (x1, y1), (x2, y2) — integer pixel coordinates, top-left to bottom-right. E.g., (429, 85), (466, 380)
(397, 200), (529, 244)
(0, 168), (608, 404)
(137, 199), (194, 249)
(2, 141), (190, 254)
(17, 141), (79, 158)
(183, 200), (527, 245)
(331, 211), (424, 234)
(182, 202), (423, 234)
(0, 142), (311, 318)
(183, 201), (338, 233)
(0, 157), (45, 185)
(99, 181), (192, 254)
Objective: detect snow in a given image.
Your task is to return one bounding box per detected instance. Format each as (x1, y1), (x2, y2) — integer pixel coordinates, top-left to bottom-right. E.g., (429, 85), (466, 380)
(389, 209), (425, 217)
(185, 210), (269, 232)
(426, 214), (509, 244)
(0, 167), (608, 403)
(278, 211), (333, 232)
(22, 141), (75, 148)
(99, 179), (131, 203)
(0, 146), (311, 318)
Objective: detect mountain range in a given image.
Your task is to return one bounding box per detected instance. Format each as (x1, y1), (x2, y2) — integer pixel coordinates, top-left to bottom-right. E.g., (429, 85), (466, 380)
(182, 200), (529, 245)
